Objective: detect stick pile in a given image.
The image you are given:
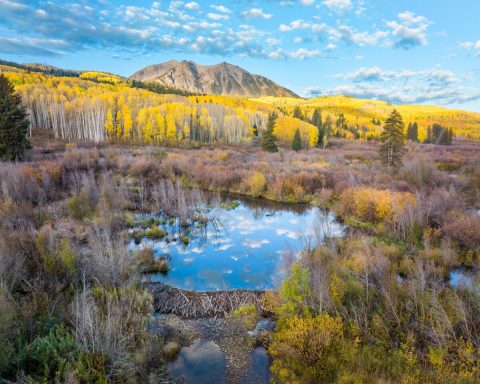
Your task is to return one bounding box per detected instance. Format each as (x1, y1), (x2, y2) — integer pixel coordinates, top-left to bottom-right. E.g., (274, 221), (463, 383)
(146, 282), (266, 318)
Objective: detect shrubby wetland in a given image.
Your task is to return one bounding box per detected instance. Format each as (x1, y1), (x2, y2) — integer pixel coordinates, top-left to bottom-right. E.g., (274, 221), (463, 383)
(1, 130), (480, 383)
(0, 59), (480, 384)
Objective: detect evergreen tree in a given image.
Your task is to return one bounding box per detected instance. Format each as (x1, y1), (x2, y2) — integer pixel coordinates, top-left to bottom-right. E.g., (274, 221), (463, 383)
(322, 116), (333, 148)
(311, 108), (322, 128)
(252, 122), (258, 137)
(407, 122), (419, 142)
(412, 122), (419, 142)
(0, 74), (30, 161)
(335, 113), (347, 136)
(379, 109), (406, 168)
(311, 108), (323, 147)
(293, 106), (303, 120)
(292, 128), (302, 151)
(262, 112), (278, 153)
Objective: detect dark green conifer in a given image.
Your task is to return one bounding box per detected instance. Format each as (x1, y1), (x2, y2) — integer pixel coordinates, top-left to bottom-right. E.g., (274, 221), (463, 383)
(292, 128), (302, 151)
(379, 109), (406, 168)
(262, 113), (278, 153)
(0, 74), (30, 161)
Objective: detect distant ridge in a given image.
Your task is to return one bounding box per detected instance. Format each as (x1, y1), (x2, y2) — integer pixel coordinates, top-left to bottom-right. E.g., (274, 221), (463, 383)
(130, 60), (298, 98)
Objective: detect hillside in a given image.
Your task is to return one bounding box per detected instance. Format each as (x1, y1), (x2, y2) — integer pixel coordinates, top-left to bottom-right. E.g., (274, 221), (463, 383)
(130, 60), (298, 98)
(255, 95), (480, 141)
(1, 59), (480, 144)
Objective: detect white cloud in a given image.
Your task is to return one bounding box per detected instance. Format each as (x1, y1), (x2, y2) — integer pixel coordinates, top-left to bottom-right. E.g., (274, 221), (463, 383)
(211, 4), (231, 13)
(184, 2), (200, 10)
(279, 19), (310, 32)
(269, 47), (322, 59)
(305, 67), (480, 105)
(460, 40), (480, 56)
(266, 37), (281, 46)
(322, 0), (352, 12)
(207, 13), (229, 21)
(241, 8), (272, 20)
(243, 239), (270, 248)
(386, 11), (430, 49)
(460, 41), (474, 49)
(300, 0), (315, 5)
(330, 25), (388, 46)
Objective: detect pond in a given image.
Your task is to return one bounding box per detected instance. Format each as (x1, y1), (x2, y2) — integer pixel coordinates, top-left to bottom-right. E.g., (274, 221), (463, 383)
(450, 268), (480, 291)
(169, 340), (269, 384)
(131, 198), (345, 291)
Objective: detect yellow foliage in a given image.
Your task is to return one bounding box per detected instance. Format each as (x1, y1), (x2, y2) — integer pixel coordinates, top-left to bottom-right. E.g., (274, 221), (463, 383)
(338, 187), (416, 223)
(255, 95), (480, 141)
(270, 314), (344, 384)
(273, 115), (318, 148)
(80, 71), (124, 84)
(248, 171), (267, 196)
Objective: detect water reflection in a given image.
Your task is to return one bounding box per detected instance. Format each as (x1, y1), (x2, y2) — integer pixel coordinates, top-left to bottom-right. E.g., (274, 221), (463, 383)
(131, 199), (345, 291)
(450, 268), (480, 291)
(169, 339), (226, 384)
(244, 347), (270, 384)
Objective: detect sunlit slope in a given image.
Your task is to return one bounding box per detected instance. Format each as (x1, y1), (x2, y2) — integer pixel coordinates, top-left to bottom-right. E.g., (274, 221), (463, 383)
(0, 66), (318, 146)
(255, 95), (480, 140)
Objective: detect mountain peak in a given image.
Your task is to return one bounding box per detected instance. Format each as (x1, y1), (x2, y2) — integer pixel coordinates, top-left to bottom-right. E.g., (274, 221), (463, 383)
(129, 60), (298, 98)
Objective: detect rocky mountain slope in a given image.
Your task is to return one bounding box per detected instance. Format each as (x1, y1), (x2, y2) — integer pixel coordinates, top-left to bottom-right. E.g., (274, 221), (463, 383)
(130, 60), (298, 98)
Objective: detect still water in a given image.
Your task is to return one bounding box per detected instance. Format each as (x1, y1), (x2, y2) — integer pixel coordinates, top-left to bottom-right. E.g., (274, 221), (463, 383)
(132, 198), (345, 291)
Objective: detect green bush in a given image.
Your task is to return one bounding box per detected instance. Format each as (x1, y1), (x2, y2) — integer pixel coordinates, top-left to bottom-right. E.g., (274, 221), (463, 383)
(26, 324), (80, 382)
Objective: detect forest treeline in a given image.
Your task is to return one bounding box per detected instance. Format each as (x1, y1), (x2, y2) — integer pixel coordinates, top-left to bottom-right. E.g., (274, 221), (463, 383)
(2, 61), (480, 148)
(3, 69), (321, 147)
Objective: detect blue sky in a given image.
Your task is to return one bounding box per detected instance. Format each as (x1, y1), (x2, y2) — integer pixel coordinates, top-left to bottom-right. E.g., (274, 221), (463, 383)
(1, 0), (479, 111)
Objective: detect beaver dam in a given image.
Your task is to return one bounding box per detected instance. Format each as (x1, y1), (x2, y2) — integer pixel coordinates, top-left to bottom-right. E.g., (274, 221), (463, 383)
(147, 282), (267, 318)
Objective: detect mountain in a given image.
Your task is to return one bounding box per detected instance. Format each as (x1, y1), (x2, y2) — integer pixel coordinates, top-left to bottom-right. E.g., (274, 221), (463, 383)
(129, 60), (298, 98)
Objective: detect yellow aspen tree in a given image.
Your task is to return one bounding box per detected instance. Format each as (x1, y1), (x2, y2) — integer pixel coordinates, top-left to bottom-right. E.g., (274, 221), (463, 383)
(144, 119), (154, 144)
(115, 109), (123, 139)
(104, 108), (114, 140)
(165, 113), (177, 142)
(183, 123), (190, 141)
(121, 105), (133, 141)
(155, 113), (165, 143)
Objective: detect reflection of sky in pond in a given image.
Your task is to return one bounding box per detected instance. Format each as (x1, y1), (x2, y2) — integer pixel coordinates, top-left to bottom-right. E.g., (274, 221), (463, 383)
(450, 268), (480, 292)
(131, 200), (345, 291)
(168, 340), (269, 384)
(169, 339), (226, 384)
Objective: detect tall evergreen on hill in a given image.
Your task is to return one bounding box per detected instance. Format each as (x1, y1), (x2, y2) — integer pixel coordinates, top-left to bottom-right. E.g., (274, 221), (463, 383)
(292, 129), (302, 151)
(380, 109), (406, 168)
(293, 106), (303, 120)
(0, 74), (30, 161)
(407, 122), (419, 142)
(311, 107), (324, 147)
(262, 112), (278, 153)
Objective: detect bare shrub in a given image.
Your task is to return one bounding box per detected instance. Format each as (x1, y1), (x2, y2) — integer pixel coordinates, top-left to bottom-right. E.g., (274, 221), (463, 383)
(82, 221), (135, 288)
(72, 285), (152, 375)
(150, 179), (205, 219)
(443, 213), (480, 252)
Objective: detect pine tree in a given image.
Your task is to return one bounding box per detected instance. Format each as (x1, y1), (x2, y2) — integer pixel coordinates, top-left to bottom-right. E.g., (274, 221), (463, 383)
(0, 74), (30, 161)
(379, 109), (406, 168)
(412, 122), (419, 142)
(293, 106), (303, 120)
(292, 128), (302, 151)
(262, 113), (278, 153)
(311, 108), (323, 147)
(252, 122), (258, 137)
(406, 122), (419, 142)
